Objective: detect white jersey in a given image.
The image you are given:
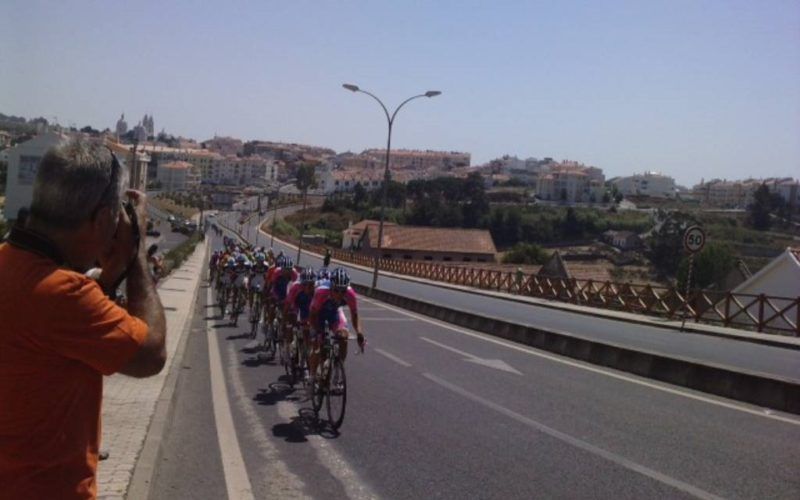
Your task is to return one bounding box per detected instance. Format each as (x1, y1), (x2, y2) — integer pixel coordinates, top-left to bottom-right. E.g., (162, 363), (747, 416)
(249, 273), (266, 291)
(234, 271), (249, 288)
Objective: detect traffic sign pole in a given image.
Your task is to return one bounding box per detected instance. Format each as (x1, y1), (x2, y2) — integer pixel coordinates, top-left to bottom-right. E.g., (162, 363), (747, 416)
(680, 252), (695, 331)
(680, 226), (705, 331)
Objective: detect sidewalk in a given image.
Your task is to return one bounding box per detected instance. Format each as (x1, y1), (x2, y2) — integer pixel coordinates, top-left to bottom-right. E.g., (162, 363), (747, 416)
(96, 239), (208, 499)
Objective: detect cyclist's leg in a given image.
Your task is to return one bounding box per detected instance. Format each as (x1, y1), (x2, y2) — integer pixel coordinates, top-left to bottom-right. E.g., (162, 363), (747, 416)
(334, 309), (350, 362)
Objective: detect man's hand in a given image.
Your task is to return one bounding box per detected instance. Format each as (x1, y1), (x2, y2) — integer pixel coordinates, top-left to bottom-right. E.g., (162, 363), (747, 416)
(356, 332), (366, 353)
(126, 189), (149, 246)
(98, 190), (148, 293)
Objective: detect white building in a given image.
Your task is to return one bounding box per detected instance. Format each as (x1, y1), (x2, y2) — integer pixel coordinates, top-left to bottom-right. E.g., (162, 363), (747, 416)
(157, 161), (201, 192)
(730, 247), (800, 332)
(207, 155), (277, 186)
(612, 172), (676, 198)
(2, 131), (70, 220)
(536, 161), (605, 203)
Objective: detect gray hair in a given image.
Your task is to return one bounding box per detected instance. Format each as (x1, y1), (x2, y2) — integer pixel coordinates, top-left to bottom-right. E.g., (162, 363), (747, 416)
(30, 138), (127, 230)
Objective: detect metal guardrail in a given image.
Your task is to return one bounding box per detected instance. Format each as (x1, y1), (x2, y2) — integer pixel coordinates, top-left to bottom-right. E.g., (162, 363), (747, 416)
(289, 240), (800, 337)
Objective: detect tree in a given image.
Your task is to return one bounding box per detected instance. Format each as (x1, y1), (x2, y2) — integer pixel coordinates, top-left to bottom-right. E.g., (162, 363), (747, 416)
(295, 163), (318, 192)
(748, 184), (772, 230)
(462, 172), (489, 228)
(747, 183), (784, 230)
(562, 207), (582, 239)
(502, 243), (549, 265)
(677, 242), (736, 291)
(352, 182), (367, 210)
(646, 211), (697, 277)
(294, 163), (318, 264)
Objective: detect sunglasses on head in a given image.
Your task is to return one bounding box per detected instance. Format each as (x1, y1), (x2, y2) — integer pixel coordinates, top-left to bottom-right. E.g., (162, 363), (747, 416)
(90, 148), (122, 220)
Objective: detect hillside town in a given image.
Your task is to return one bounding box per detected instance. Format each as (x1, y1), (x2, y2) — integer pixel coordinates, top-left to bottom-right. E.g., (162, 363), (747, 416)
(1, 111), (798, 296)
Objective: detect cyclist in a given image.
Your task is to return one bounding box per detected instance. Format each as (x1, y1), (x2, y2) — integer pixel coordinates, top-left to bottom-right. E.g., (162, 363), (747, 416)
(308, 268), (364, 386)
(209, 250), (221, 283)
(266, 256), (298, 346)
(248, 252), (269, 307)
(230, 254), (251, 324)
(285, 267), (317, 379)
(218, 257), (237, 315)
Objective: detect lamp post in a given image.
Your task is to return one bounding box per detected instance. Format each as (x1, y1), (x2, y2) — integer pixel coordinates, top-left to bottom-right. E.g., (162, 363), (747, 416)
(342, 83), (441, 290)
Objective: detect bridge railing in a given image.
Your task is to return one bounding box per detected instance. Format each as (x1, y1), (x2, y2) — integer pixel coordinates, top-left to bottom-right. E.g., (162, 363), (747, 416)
(264, 227), (800, 337)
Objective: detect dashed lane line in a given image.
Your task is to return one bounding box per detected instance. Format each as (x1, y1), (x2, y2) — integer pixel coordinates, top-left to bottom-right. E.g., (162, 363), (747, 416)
(374, 348), (412, 368)
(424, 373), (724, 500)
(360, 297), (800, 427)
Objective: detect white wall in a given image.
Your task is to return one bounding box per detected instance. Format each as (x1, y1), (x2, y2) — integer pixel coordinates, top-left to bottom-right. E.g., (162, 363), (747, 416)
(3, 132), (69, 220)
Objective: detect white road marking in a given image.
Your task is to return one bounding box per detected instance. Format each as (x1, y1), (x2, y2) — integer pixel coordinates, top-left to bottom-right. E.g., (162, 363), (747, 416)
(361, 297), (800, 427)
(206, 288), (255, 500)
(359, 317), (415, 321)
(423, 373), (724, 500)
(275, 401), (379, 500)
(224, 341), (308, 498)
(374, 348), (412, 367)
(420, 337), (521, 375)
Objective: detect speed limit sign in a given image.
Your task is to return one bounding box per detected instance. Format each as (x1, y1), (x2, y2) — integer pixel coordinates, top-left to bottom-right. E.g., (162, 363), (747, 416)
(683, 226), (706, 253)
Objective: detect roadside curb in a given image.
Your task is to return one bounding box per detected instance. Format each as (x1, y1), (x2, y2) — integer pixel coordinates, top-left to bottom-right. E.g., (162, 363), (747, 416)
(353, 283), (800, 416)
(126, 239), (209, 499)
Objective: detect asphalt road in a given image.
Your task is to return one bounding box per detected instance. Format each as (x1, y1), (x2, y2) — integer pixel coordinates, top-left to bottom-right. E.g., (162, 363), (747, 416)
(148, 225), (800, 499)
(221, 208), (800, 383)
(146, 204), (189, 255)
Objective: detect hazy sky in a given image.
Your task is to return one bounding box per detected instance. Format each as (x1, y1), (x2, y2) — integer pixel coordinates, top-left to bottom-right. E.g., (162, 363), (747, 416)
(2, 0), (798, 186)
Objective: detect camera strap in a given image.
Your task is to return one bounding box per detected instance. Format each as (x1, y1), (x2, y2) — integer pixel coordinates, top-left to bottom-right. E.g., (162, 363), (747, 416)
(6, 225), (67, 267)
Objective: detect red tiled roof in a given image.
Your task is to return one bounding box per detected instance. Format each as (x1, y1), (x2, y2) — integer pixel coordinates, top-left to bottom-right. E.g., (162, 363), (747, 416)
(349, 219), (396, 232)
(364, 225), (496, 255)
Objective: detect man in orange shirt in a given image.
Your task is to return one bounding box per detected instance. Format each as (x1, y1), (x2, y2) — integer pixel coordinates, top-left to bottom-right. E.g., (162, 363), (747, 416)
(0, 139), (167, 499)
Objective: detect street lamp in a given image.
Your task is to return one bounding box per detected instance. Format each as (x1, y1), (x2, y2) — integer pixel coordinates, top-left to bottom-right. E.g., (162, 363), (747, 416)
(342, 83), (441, 289)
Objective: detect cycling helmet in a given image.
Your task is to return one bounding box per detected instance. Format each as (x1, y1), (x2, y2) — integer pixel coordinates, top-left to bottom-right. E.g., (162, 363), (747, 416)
(275, 255), (286, 268)
(330, 268), (350, 290)
(236, 254), (246, 264)
(282, 257), (294, 270)
(255, 252), (266, 263)
(300, 267), (316, 283)
(243, 260), (253, 268)
(225, 259), (236, 269)
(316, 267), (330, 280)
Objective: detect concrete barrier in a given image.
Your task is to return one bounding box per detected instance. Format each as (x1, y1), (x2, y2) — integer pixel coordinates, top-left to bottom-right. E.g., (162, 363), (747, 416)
(354, 284), (800, 416)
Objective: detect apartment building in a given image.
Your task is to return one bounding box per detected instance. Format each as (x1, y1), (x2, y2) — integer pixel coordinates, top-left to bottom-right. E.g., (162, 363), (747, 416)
(611, 171), (676, 198)
(536, 161), (605, 203)
(157, 161), (200, 192)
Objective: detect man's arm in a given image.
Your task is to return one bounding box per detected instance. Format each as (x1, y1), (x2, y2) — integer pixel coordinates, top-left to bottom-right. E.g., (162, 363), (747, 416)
(118, 252), (167, 377)
(110, 190), (167, 378)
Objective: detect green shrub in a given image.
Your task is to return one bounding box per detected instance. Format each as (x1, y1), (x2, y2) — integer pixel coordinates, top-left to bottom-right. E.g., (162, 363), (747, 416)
(502, 243), (549, 265)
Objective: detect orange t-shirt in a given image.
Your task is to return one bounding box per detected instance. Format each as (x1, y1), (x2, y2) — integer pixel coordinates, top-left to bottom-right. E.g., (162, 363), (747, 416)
(0, 243), (148, 499)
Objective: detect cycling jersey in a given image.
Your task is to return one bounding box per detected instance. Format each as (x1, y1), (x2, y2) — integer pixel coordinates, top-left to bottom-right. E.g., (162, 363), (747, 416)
(310, 285), (358, 334)
(286, 281), (314, 321)
(267, 267), (298, 301)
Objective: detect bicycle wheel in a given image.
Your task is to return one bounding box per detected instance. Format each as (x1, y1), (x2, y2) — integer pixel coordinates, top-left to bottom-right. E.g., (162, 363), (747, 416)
(249, 294), (261, 339)
(262, 318), (276, 358)
(311, 356), (326, 413)
(294, 332), (307, 385)
(326, 357), (346, 430)
(219, 287), (228, 317)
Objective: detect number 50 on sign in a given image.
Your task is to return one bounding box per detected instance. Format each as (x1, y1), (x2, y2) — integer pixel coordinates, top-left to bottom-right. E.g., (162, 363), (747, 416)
(683, 226), (706, 253)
